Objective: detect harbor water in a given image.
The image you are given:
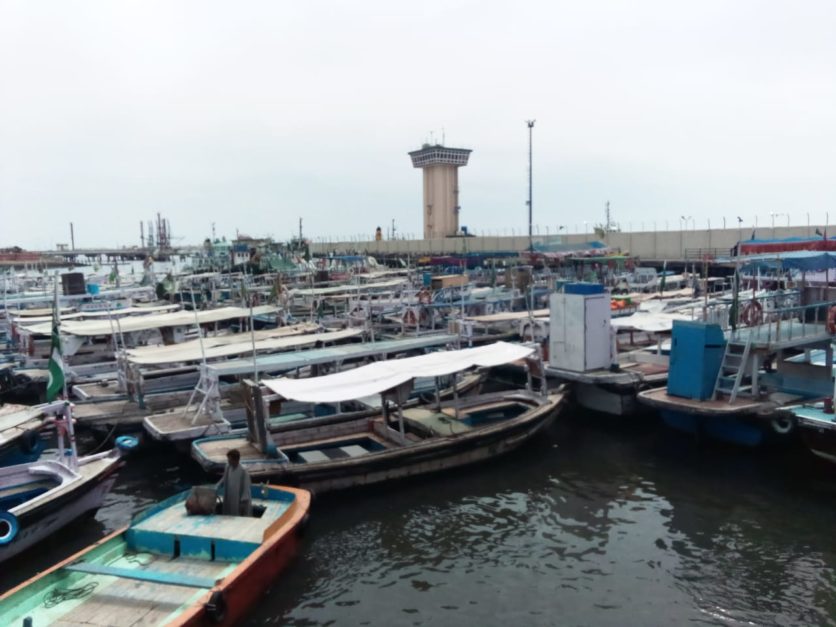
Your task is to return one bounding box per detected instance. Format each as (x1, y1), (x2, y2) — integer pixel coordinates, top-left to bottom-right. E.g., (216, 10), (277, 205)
(3, 409), (836, 626)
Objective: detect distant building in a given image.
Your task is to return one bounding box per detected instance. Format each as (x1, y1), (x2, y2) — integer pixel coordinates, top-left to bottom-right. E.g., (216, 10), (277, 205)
(408, 144), (471, 239)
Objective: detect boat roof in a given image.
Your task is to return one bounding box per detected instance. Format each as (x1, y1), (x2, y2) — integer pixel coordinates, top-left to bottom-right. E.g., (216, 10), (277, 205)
(465, 309), (549, 323)
(207, 334), (460, 378)
(261, 341), (533, 403)
(11, 303), (180, 324)
(290, 279), (407, 297)
(126, 326), (360, 366)
(20, 305), (278, 336)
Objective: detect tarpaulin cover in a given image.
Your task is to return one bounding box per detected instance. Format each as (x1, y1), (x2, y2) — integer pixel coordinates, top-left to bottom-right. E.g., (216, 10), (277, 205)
(739, 251), (836, 272)
(20, 305), (279, 337)
(262, 341), (534, 403)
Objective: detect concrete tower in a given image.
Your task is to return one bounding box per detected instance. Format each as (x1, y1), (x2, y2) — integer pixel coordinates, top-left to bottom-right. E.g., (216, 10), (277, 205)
(408, 144), (472, 239)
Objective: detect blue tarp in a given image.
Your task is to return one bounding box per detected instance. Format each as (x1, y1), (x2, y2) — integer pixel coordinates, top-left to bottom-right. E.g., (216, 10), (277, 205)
(740, 250), (836, 272)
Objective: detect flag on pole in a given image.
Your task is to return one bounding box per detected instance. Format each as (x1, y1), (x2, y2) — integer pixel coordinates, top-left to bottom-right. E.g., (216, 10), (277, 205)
(46, 290), (65, 402)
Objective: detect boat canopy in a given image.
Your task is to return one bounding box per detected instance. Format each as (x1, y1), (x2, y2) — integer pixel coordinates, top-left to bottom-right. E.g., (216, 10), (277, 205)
(10, 304), (180, 324)
(19, 305), (278, 337)
(262, 341), (534, 403)
(289, 279), (407, 297)
(740, 251), (836, 272)
(125, 327), (361, 366)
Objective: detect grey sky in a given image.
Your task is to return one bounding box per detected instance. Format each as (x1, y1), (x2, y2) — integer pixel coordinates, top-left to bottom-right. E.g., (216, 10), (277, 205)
(2, 0), (835, 249)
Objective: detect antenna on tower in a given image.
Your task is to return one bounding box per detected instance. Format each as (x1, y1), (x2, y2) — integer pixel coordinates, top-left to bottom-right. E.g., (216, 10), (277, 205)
(605, 201), (612, 232)
(442, 127), (446, 145)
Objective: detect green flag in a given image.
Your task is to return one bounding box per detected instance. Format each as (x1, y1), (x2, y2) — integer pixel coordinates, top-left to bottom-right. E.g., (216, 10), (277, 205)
(46, 295), (65, 401)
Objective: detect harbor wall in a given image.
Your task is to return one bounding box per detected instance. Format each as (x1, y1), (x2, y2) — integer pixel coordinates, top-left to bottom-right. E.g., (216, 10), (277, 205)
(309, 225), (827, 261)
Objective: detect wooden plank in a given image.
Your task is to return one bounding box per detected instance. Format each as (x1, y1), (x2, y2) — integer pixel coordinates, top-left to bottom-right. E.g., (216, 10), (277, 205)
(340, 445), (368, 458)
(64, 563), (216, 589)
(298, 450), (329, 463)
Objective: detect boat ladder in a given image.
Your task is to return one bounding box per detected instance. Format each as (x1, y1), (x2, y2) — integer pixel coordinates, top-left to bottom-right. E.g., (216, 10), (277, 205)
(712, 334), (753, 403)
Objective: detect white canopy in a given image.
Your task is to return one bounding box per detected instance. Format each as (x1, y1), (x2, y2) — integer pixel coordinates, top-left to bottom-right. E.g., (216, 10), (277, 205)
(465, 309), (549, 323)
(20, 305), (278, 337)
(125, 326), (361, 366)
(290, 279), (407, 297)
(610, 312), (691, 333)
(262, 341), (534, 403)
(11, 303), (180, 324)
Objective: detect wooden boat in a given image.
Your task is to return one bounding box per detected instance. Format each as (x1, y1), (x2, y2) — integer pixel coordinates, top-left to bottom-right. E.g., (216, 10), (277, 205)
(192, 342), (564, 494)
(0, 483), (311, 626)
(143, 334), (476, 447)
(0, 406), (136, 563)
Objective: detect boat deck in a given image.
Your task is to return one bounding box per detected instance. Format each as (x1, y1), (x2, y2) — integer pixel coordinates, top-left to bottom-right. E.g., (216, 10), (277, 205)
(23, 551), (233, 626)
(403, 407), (472, 435)
(790, 403), (836, 429)
(733, 321), (831, 350)
(638, 387), (767, 415)
(133, 498), (291, 544)
(145, 411), (226, 435)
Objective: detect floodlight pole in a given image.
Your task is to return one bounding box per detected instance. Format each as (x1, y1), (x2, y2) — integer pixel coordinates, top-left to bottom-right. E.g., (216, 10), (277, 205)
(526, 120), (535, 252)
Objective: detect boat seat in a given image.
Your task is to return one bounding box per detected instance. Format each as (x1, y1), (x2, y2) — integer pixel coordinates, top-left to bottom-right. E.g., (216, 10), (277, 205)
(298, 450), (329, 463)
(339, 445), (368, 458)
(64, 562), (216, 589)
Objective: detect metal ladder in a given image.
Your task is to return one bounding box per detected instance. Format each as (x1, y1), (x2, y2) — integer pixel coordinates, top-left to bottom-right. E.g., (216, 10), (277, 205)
(712, 334), (753, 402)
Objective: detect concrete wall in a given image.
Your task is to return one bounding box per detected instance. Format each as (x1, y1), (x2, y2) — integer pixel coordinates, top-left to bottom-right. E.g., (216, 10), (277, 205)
(309, 225), (827, 260)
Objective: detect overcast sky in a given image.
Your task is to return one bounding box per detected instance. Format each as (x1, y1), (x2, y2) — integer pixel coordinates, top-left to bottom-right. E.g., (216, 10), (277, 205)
(2, 0), (835, 249)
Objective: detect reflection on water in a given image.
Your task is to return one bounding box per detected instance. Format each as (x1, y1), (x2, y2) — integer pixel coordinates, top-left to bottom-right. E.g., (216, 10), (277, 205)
(4, 412), (836, 626)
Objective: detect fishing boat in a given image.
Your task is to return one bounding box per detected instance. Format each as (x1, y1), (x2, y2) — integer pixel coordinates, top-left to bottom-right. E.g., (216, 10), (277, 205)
(191, 342), (564, 493)
(0, 401), (68, 466)
(0, 404), (137, 563)
(0, 483), (310, 625)
(143, 334), (477, 447)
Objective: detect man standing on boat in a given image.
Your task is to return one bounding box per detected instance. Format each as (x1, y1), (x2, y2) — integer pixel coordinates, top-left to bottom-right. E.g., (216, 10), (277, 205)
(216, 449), (252, 516)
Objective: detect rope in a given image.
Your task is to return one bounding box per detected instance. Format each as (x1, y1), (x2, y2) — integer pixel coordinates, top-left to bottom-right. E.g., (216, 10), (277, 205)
(123, 552), (153, 566)
(43, 582), (99, 608)
(87, 421), (119, 456)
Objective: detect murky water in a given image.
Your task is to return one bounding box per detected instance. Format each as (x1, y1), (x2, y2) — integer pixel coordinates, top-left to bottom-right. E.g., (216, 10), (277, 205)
(4, 411), (836, 626)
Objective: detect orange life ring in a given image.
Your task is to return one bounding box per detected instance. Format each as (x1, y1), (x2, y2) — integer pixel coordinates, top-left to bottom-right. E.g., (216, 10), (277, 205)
(827, 306), (836, 334)
(740, 300), (764, 327)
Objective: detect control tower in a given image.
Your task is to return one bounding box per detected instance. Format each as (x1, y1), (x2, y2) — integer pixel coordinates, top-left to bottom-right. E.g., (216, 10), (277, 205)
(408, 144), (472, 239)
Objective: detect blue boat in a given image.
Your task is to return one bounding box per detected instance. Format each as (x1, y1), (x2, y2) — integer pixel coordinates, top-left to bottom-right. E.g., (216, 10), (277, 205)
(639, 295), (835, 447)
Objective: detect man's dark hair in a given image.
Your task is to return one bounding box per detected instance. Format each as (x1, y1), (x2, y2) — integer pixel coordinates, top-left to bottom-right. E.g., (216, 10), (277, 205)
(227, 449), (241, 463)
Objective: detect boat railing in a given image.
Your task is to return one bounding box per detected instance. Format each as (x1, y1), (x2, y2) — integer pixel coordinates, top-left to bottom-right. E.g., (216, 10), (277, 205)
(679, 293), (836, 344)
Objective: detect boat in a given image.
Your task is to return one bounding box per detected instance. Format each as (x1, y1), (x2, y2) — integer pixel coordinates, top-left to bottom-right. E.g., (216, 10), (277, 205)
(0, 404), (137, 563)
(191, 341), (564, 494)
(639, 303), (834, 446)
(0, 483), (311, 625)
(143, 334), (478, 447)
(0, 401), (67, 466)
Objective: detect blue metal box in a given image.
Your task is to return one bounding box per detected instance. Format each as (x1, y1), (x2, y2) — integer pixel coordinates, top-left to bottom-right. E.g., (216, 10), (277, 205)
(667, 320), (726, 400)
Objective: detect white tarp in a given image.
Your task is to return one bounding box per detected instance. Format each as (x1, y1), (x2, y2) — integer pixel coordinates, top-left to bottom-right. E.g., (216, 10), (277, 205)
(262, 341), (534, 403)
(610, 312), (691, 333)
(125, 326), (361, 366)
(11, 304), (180, 324)
(290, 279), (407, 297)
(465, 309), (549, 323)
(20, 305), (278, 337)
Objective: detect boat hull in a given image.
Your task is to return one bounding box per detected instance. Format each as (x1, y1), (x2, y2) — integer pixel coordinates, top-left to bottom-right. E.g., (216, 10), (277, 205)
(1, 458), (121, 563)
(194, 391), (564, 494)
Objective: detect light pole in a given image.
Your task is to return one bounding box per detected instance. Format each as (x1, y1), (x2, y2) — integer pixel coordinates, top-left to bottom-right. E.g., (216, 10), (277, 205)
(526, 120), (535, 252)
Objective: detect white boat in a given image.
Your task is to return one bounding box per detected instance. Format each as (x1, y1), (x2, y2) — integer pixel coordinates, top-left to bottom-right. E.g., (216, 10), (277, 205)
(0, 403), (137, 563)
